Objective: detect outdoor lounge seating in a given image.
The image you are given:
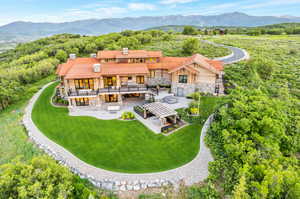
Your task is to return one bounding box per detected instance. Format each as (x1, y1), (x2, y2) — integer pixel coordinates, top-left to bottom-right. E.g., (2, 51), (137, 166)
(163, 96), (178, 104)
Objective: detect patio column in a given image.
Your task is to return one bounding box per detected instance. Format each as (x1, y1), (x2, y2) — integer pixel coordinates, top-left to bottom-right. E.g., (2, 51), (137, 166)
(68, 98), (72, 107)
(118, 94), (122, 104)
(174, 115), (177, 124)
(116, 75), (121, 88)
(100, 77), (103, 88)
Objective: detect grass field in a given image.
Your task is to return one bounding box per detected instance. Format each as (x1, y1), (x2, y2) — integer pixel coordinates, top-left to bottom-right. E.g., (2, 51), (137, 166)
(31, 83), (221, 173)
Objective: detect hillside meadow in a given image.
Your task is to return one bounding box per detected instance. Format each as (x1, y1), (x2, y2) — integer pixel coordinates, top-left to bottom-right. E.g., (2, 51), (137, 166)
(201, 35), (300, 198)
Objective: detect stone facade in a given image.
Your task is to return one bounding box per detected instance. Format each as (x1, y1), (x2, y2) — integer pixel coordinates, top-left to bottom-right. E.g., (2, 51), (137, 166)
(172, 82), (216, 96)
(147, 77), (171, 86)
(195, 82), (216, 93)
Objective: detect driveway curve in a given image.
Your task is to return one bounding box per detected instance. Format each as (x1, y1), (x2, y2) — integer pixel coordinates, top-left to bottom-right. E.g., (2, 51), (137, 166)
(201, 39), (250, 64)
(23, 82), (214, 191)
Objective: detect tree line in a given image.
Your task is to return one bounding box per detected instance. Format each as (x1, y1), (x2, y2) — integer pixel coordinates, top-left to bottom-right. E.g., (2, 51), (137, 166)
(182, 23), (300, 36)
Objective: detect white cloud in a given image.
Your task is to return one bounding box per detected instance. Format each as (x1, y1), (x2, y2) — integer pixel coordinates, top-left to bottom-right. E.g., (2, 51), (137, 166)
(160, 0), (196, 5)
(242, 0), (300, 9)
(128, 3), (156, 11)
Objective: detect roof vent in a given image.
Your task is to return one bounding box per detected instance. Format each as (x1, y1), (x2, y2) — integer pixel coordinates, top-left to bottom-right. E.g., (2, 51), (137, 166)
(90, 53), (97, 58)
(122, 48), (129, 55)
(69, 54), (76, 59)
(93, 64), (101, 73)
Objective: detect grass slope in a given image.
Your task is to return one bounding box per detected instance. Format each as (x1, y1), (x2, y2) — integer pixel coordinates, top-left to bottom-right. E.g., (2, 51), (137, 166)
(32, 83), (203, 173)
(0, 76), (56, 164)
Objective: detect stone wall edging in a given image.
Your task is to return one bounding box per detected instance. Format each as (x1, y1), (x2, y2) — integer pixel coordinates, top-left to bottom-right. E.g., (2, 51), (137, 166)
(23, 82), (215, 191)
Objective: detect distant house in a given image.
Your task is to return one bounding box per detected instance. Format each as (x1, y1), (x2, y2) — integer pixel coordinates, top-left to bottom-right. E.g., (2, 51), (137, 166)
(56, 48), (223, 107)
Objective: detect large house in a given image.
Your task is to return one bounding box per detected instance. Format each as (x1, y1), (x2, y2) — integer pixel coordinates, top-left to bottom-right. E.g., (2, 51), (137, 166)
(56, 48), (223, 107)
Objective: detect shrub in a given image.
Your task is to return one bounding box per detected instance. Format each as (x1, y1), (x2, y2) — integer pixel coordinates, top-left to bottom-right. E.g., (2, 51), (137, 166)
(182, 38), (200, 55)
(121, 111), (135, 120)
(188, 92), (201, 100)
(190, 107), (199, 115)
(0, 156), (100, 199)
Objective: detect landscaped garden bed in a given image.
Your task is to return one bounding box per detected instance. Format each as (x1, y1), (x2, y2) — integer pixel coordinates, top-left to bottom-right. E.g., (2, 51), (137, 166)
(52, 88), (68, 106)
(120, 111), (135, 120)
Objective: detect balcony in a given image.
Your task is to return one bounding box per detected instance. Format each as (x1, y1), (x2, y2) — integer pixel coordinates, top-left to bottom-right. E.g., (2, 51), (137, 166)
(67, 85), (158, 97)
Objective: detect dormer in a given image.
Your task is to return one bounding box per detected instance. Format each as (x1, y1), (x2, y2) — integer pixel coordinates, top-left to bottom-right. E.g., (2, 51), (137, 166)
(69, 54), (76, 60)
(122, 48), (129, 55)
(93, 64), (101, 72)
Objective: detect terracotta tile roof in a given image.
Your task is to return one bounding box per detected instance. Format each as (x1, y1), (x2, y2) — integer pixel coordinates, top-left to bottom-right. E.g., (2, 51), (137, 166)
(63, 58), (100, 79)
(206, 60), (224, 71)
(57, 58), (99, 77)
(148, 57), (190, 70)
(97, 50), (162, 59)
(100, 63), (149, 75)
(167, 54), (223, 74)
(57, 51), (223, 80)
(62, 58), (149, 79)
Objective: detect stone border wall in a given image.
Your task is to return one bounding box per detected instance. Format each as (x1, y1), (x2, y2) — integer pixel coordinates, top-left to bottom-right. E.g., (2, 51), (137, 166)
(23, 82), (215, 191)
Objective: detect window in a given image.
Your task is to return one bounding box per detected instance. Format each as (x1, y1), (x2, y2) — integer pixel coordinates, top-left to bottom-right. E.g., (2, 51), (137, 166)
(74, 79), (94, 89)
(136, 76), (145, 84)
(105, 94), (118, 102)
(75, 98), (89, 106)
(104, 76), (117, 87)
(128, 76), (132, 80)
(150, 70), (155, 78)
(179, 75), (188, 83)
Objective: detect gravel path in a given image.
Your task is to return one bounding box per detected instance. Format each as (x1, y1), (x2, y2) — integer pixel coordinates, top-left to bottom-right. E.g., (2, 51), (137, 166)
(23, 82), (215, 190)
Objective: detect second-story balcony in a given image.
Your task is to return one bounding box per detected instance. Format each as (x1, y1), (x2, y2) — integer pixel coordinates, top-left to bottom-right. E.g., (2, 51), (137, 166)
(67, 85), (158, 97)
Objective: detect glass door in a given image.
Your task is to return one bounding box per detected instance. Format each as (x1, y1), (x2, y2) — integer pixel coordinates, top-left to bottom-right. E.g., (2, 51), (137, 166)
(104, 76), (117, 87)
(105, 94), (118, 102)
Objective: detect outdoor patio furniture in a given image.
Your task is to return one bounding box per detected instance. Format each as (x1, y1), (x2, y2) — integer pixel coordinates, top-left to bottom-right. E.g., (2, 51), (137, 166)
(163, 96), (178, 104)
(107, 105), (120, 113)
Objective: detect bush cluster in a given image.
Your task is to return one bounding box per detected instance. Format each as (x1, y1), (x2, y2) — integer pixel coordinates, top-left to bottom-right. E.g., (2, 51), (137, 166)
(121, 111), (135, 120)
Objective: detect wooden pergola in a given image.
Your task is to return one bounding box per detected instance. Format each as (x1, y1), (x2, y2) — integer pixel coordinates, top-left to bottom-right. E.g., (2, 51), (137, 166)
(142, 102), (178, 126)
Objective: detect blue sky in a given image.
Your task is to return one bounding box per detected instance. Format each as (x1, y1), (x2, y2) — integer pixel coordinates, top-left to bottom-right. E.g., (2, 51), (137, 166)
(0, 0), (299, 25)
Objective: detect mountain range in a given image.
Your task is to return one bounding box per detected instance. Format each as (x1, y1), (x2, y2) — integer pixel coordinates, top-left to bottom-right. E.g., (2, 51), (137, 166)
(0, 12), (300, 41)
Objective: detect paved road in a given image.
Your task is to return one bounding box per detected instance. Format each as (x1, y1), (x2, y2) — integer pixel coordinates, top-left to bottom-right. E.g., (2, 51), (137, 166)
(217, 45), (249, 64)
(201, 39), (250, 64)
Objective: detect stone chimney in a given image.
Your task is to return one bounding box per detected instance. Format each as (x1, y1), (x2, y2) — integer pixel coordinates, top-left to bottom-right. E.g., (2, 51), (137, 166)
(122, 48), (129, 55)
(69, 54), (76, 59)
(90, 53), (97, 58)
(93, 64), (101, 73)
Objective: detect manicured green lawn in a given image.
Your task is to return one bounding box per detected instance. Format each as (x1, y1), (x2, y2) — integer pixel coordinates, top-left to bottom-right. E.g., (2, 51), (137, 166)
(32, 83), (220, 173)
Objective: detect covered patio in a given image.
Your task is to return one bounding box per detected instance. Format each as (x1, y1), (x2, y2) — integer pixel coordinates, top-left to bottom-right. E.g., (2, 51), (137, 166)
(142, 102), (178, 126)
(132, 102), (186, 134)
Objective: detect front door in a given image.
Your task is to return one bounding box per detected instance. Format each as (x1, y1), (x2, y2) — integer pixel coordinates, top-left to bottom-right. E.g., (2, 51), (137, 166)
(105, 94), (118, 102)
(177, 87), (184, 97)
(104, 76), (117, 87)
